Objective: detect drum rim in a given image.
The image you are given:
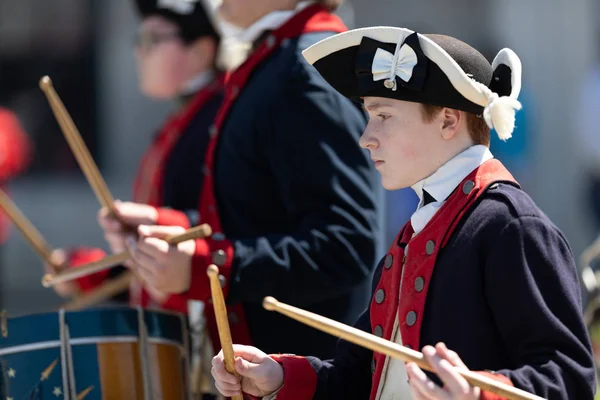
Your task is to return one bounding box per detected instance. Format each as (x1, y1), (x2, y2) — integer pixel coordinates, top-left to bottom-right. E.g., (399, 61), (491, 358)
(0, 336), (186, 356)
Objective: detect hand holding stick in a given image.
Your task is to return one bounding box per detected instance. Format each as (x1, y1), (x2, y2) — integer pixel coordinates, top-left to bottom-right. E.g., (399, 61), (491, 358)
(208, 265), (243, 400)
(263, 297), (545, 400)
(42, 224), (212, 288)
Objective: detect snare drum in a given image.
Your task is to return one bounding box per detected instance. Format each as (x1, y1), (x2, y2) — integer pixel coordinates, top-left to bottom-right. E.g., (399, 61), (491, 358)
(0, 307), (189, 399)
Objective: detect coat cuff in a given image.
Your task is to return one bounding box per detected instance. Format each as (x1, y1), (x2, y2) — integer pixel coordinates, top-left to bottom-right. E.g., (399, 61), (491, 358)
(265, 355), (317, 400)
(68, 247), (109, 292)
(155, 207), (191, 228)
(476, 371), (514, 400)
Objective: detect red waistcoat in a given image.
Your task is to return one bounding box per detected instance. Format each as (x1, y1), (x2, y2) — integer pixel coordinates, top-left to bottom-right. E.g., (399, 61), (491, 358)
(369, 159), (517, 400)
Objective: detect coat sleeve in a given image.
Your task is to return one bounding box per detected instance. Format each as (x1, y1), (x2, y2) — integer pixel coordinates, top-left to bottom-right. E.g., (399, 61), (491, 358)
(484, 215), (597, 399)
(226, 68), (380, 306)
(270, 260), (384, 400)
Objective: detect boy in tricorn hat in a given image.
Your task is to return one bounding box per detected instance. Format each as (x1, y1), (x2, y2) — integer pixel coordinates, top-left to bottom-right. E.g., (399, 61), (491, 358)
(210, 26), (596, 399)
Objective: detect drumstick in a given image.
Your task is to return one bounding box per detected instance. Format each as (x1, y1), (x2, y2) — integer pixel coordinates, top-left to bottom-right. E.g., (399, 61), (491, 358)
(0, 188), (55, 266)
(207, 265), (243, 400)
(39, 76), (117, 216)
(263, 297), (545, 400)
(43, 223), (212, 287)
(61, 271), (133, 311)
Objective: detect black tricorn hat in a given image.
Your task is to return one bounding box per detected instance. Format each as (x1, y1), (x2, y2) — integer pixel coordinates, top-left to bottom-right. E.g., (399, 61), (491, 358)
(302, 27), (522, 140)
(134, 0), (219, 43)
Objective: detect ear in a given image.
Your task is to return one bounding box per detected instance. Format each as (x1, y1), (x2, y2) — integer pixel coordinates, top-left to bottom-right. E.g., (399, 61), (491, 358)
(187, 37), (217, 69)
(440, 108), (461, 140)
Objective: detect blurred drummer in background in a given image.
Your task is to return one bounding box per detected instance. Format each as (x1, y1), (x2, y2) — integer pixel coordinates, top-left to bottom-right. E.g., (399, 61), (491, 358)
(46, 0), (223, 312)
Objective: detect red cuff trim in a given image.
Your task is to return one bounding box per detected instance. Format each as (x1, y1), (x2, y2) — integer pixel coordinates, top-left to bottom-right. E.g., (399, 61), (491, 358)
(155, 207), (191, 228)
(161, 293), (189, 314)
(476, 371), (513, 400)
(268, 355), (317, 400)
(68, 248), (109, 292)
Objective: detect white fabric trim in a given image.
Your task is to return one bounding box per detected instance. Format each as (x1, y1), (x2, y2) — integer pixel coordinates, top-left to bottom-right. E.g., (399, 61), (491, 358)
(302, 26), (523, 140)
(180, 70), (215, 95)
(491, 48), (522, 100)
(410, 145), (493, 234)
(234, 1), (316, 43)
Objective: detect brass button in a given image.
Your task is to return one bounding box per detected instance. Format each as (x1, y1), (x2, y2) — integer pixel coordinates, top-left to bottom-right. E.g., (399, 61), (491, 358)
(384, 254), (393, 270)
(266, 35), (276, 48)
(462, 180), (475, 195)
(373, 325), (383, 337)
(228, 312), (239, 324)
(212, 249), (227, 266)
(208, 125), (218, 137)
(371, 359), (376, 374)
(375, 289), (385, 304)
(425, 240), (435, 255)
(218, 274), (226, 288)
(406, 311), (417, 326)
(414, 277), (425, 292)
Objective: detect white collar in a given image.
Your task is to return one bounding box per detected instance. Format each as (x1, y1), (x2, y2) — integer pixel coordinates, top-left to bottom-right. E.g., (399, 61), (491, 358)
(179, 70), (215, 96)
(233, 1), (316, 44)
(410, 145), (493, 234)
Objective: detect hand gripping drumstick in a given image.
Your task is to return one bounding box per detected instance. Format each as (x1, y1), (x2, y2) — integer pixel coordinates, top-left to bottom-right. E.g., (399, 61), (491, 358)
(42, 224), (212, 288)
(207, 265), (244, 400)
(263, 297), (545, 400)
(39, 76), (118, 218)
(0, 188), (56, 267)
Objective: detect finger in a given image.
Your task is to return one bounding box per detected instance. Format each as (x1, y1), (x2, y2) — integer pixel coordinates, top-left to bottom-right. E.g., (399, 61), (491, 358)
(235, 356), (265, 380)
(215, 380), (242, 398)
(131, 249), (163, 276)
(436, 342), (467, 369)
(136, 265), (159, 288)
(423, 346), (471, 396)
(212, 351), (224, 368)
(136, 236), (170, 260)
(138, 224), (185, 240)
(231, 345), (268, 364)
(212, 362), (241, 386)
(406, 362), (448, 400)
(98, 210), (123, 233)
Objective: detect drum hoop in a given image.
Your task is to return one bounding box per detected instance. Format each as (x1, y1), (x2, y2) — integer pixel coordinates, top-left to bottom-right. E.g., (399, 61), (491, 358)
(0, 336), (185, 356)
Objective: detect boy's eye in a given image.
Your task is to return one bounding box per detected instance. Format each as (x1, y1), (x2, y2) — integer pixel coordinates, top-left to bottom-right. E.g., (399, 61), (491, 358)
(378, 114), (391, 121)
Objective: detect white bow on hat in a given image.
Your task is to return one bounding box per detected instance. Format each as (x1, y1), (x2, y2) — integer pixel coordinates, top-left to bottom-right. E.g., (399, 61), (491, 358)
(371, 43), (418, 91)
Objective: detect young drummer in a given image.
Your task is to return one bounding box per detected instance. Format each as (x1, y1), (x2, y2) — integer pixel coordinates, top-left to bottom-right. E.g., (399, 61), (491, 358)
(49, 0), (223, 311)
(210, 27), (597, 399)
(119, 0), (382, 361)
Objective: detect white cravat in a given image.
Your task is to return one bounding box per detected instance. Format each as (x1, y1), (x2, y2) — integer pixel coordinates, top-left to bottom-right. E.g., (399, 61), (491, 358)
(410, 145), (494, 234)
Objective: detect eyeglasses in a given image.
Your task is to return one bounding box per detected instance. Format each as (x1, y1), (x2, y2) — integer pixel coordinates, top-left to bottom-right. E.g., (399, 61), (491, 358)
(135, 31), (181, 51)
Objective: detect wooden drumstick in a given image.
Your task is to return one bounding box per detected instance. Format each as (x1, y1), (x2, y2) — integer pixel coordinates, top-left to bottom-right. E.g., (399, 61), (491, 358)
(263, 297), (545, 400)
(61, 271), (133, 311)
(39, 76), (117, 217)
(0, 188), (56, 266)
(47, 223), (212, 292)
(207, 265), (243, 400)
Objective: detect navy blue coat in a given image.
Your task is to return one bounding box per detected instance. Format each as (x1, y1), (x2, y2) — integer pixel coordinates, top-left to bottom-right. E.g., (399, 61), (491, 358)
(208, 31), (381, 359)
(303, 183), (596, 399)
